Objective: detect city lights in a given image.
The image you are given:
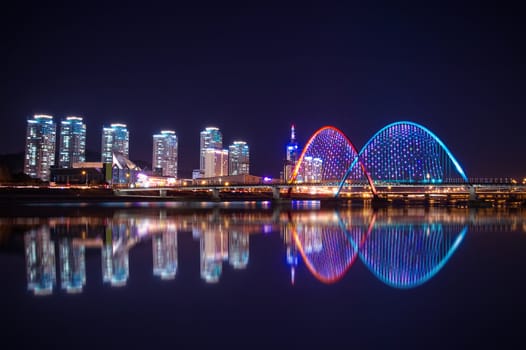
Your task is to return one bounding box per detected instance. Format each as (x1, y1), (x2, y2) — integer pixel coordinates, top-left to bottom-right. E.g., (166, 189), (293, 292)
(16, 115), (525, 210)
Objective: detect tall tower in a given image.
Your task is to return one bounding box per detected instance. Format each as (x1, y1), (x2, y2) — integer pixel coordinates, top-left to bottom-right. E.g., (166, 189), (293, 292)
(200, 127), (222, 171)
(228, 140), (250, 175)
(59, 116), (86, 168)
(24, 114), (57, 181)
(101, 123), (129, 163)
(284, 124), (299, 181)
(152, 130), (178, 178)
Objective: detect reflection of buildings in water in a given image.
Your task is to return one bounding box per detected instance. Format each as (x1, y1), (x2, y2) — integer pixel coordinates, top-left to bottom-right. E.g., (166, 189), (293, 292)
(282, 224), (298, 284)
(360, 223), (467, 289)
(102, 245), (129, 287)
(19, 213), (261, 291)
(200, 228), (228, 283)
(192, 228), (202, 240)
(152, 231), (178, 280)
(59, 238), (86, 293)
(301, 225), (323, 254)
(15, 208), (492, 292)
(102, 223), (131, 287)
(228, 231), (249, 269)
(24, 227), (56, 295)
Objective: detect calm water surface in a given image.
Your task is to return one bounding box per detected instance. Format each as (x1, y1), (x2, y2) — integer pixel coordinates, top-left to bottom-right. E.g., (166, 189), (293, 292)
(1, 202), (525, 349)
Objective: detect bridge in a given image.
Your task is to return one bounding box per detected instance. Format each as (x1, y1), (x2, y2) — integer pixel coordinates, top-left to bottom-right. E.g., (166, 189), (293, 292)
(114, 121), (526, 207)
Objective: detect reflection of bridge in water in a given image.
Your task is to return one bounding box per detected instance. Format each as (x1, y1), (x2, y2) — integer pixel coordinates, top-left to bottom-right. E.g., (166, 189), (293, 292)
(285, 210), (469, 288)
(12, 207), (526, 295)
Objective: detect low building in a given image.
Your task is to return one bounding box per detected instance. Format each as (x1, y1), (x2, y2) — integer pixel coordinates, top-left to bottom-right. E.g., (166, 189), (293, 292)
(50, 152), (141, 187)
(50, 165), (110, 186)
(193, 174), (263, 186)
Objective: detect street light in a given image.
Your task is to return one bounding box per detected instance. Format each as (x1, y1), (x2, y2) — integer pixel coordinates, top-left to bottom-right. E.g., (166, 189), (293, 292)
(81, 170), (88, 186)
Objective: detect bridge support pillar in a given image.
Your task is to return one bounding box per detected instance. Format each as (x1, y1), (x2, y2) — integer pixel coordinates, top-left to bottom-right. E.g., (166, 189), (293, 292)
(272, 187), (281, 200)
(371, 194), (389, 208)
(424, 193), (431, 206)
(469, 185), (478, 201)
(159, 189), (167, 197)
(211, 188), (220, 201)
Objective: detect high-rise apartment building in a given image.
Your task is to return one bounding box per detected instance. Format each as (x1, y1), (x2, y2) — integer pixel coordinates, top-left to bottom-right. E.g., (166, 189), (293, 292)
(228, 141), (250, 175)
(59, 116), (86, 168)
(302, 156), (323, 183)
(24, 114), (57, 181)
(152, 130), (178, 178)
(200, 127), (222, 171)
(101, 123), (129, 163)
(204, 149), (228, 177)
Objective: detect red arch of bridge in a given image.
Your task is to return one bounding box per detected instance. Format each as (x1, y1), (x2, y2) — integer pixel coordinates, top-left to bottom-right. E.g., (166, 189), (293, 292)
(288, 126), (377, 196)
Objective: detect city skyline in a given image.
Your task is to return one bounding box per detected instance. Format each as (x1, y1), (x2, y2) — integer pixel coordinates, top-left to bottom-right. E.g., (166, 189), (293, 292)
(2, 2), (525, 179)
(16, 113), (524, 183)
(21, 114), (257, 181)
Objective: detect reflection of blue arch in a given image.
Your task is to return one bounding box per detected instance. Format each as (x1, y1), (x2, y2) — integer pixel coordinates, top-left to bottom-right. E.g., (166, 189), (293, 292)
(360, 224), (467, 289)
(336, 121), (468, 196)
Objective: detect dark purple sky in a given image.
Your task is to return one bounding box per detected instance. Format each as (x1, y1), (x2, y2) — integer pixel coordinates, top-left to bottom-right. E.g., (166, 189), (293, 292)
(1, 1), (525, 178)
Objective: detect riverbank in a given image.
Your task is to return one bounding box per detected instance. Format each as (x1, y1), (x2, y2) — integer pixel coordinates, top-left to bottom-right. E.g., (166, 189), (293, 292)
(0, 187), (117, 202)
(0, 186), (524, 209)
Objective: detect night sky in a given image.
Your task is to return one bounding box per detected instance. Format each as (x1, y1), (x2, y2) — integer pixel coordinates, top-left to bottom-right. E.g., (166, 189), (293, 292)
(1, 1), (525, 178)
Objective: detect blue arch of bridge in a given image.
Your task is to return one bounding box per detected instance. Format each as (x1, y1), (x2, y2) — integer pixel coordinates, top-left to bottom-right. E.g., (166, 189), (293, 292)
(335, 121), (469, 197)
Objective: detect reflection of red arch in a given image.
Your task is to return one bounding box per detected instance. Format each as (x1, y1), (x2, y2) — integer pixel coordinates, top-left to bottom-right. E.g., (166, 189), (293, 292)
(288, 126), (377, 196)
(291, 215), (376, 284)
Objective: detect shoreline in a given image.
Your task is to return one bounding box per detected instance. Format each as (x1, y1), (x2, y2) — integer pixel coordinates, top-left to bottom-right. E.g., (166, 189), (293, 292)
(0, 187), (524, 209)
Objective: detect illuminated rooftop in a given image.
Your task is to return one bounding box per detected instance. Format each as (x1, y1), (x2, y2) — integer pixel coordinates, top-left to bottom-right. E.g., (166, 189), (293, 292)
(34, 114), (53, 119)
